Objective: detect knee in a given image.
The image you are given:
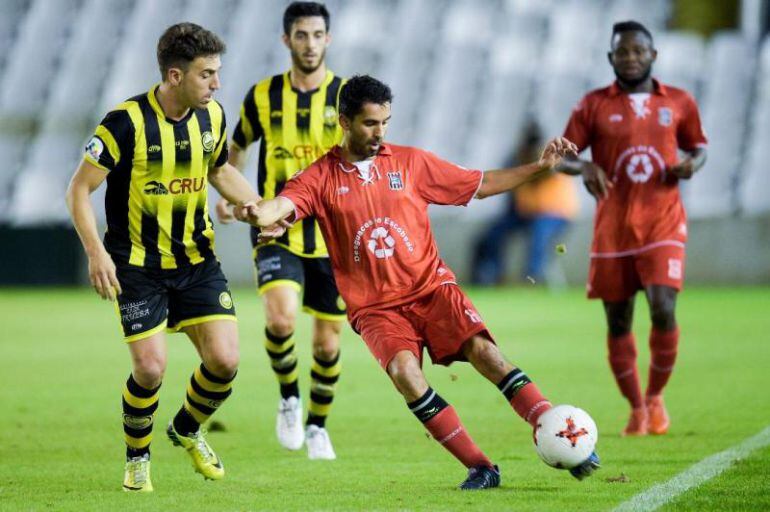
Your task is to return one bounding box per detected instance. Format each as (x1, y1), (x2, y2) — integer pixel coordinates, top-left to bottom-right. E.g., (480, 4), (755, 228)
(607, 312), (633, 337)
(266, 312), (296, 338)
(312, 325), (341, 360)
(205, 346), (240, 380)
(650, 302), (676, 330)
(387, 352), (427, 400)
(132, 351), (166, 387)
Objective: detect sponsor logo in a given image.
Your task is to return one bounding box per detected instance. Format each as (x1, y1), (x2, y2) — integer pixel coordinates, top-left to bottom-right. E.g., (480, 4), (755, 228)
(274, 146), (293, 159)
(143, 178), (205, 195)
(387, 171), (404, 191)
(464, 308), (481, 323)
(658, 107), (673, 127)
(613, 145), (666, 184)
(120, 300), (151, 323)
(336, 295), (346, 311)
(175, 139), (190, 151)
(609, 113), (623, 123)
(353, 217), (415, 262)
(219, 291), (233, 309)
(297, 107), (311, 117)
(201, 131), (215, 152)
(123, 414), (154, 429)
(85, 136), (104, 161)
(144, 180), (169, 195)
(147, 144), (161, 153)
(668, 258), (682, 280)
(336, 186), (350, 195)
(130, 323), (143, 331)
(323, 106), (337, 128)
(270, 110), (282, 119)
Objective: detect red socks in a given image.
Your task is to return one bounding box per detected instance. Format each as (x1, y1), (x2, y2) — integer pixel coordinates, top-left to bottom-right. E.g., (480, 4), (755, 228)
(608, 333), (644, 408)
(647, 327), (679, 397)
(424, 406), (492, 469)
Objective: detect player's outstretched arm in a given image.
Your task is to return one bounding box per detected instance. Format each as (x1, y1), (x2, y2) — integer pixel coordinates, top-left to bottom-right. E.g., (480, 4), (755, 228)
(65, 160), (122, 301)
(556, 155), (613, 200)
(208, 161), (260, 210)
(215, 143), (249, 224)
(236, 197), (296, 229)
(668, 147), (707, 180)
(476, 137), (577, 199)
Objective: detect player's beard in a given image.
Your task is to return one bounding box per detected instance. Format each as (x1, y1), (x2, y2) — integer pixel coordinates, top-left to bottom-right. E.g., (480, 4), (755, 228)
(614, 64), (653, 89)
(291, 47), (326, 74)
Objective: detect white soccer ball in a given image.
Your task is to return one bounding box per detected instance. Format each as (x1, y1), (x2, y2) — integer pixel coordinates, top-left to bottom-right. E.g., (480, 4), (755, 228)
(534, 405), (598, 469)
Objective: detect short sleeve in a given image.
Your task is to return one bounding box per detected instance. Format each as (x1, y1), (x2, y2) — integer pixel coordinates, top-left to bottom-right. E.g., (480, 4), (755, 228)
(563, 95), (592, 153)
(84, 109), (133, 172)
(676, 93), (708, 151)
(212, 109), (229, 168)
(232, 85), (264, 149)
(279, 164), (324, 221)
(412, 149), (483, 206)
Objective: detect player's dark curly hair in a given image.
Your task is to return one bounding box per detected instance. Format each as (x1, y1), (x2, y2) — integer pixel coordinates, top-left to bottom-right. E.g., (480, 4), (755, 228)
(283, 2), (330, 35)
(612, 20), (654, 46)
(339, 75), (393, 119)
(157, 23), (226, 77)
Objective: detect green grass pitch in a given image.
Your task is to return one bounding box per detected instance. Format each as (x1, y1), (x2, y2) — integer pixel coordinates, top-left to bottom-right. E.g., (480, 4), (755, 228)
(1, 286), (768, 511)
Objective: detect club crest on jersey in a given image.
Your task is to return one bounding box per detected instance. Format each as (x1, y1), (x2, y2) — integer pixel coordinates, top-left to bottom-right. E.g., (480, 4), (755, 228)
(201, 131), (215, 152)
(387, 171), (404, 191)
(658, 107), (673, 127)
(323, 106), (337, 128)
(85, 136), (104, 161)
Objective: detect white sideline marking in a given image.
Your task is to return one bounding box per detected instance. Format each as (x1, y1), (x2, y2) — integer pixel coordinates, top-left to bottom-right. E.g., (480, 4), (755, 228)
(613, 426), (770, 512)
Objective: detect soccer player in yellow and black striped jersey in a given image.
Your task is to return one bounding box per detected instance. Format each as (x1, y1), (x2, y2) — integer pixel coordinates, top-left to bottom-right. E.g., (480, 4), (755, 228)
(66, 23), (272, 492)
(216, 2), (343, 460)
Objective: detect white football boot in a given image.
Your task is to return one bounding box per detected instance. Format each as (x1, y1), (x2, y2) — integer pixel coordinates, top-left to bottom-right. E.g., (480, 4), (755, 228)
(305, 425), (336, 460)
(276, 396), (304, 450)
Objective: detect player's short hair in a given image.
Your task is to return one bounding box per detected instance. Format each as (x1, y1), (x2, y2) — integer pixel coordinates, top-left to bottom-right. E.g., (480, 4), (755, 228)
(339, 75), (393, 119)
(156, 22), (226, 77)
(283, 2), (330, 35)
(612, 20), (654, 46)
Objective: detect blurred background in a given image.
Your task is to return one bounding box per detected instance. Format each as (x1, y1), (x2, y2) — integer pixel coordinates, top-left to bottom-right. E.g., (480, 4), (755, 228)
(0, 0), (768, 287)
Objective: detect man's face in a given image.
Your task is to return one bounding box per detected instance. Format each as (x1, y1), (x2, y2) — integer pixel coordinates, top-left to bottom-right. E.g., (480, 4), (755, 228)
(609, 31), (656, 86)
(174, 55), (221, 109)
(283, 16), (330, 74)
(342, 102), (391, 159)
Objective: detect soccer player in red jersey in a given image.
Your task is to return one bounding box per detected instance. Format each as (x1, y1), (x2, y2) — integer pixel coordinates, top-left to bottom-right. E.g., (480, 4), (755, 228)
(237, 75), (599, 489)
(558, 21), (708, 436)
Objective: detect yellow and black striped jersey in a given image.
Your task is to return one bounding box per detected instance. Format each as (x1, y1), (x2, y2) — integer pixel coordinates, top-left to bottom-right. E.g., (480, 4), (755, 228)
(84, 84), (229, 270)
(232, 70), (344, 257)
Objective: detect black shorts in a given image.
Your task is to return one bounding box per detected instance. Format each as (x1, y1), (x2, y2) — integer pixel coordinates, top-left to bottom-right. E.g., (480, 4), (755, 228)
(254, 244), (346, 320)
(115, 258), (236, 342)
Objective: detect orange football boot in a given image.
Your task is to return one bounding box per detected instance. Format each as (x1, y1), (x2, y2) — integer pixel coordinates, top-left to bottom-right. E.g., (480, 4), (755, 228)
(646, 395), (670, 435)
(621, 406), (648, 436)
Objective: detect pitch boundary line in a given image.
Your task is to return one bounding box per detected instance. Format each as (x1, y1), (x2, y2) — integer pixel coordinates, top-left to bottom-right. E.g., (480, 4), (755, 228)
(613, 425), (770, 512)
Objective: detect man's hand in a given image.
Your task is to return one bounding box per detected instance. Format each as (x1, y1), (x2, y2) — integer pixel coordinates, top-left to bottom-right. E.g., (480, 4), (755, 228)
(668, 158), (695, 179)
(88, 248), (122, 301)
(215, 197), (236, 224)
(234, 200), (261, 226)
(256, 219), (293, 243)
(581, 161), (613, 200)
(539, 137), (579, 171)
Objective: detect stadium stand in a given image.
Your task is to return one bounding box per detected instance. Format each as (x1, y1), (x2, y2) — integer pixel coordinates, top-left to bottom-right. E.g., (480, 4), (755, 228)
(0, 0), (768, 227)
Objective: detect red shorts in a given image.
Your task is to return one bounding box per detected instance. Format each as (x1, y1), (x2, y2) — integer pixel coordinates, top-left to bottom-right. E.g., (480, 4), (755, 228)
(588, 243), (685, 301)
(352, 284), (494, 370)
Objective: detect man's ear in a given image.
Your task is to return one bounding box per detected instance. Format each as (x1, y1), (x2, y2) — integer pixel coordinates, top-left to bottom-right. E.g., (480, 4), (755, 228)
(167, 67), (183, 86)
(339, 113), (351, 131)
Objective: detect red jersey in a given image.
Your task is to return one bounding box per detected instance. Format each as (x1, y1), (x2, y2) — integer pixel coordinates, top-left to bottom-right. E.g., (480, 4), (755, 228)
(279, 143), (482, 321)
(563, 80), (707, 256)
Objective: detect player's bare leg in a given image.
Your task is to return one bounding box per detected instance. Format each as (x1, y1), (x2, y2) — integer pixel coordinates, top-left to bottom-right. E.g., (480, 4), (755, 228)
(387, 350), (499, 489)
(603, 298), (647, 436)
(306, 318), (342, 459)
(643, 285), (679, 434)
(263, 285), (304, 449)
(165, 320), (238, 480)
(462, 335), (599, 480)
(123, 333), (167, 492)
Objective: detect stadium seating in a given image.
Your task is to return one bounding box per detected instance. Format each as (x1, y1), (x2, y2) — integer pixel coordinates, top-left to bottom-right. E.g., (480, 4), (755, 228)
(0, 0), (768, 224)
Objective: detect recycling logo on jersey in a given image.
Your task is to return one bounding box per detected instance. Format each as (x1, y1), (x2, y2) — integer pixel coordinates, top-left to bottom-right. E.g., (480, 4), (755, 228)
(353, 217), (415, 262)
(614, 145), (666, 184)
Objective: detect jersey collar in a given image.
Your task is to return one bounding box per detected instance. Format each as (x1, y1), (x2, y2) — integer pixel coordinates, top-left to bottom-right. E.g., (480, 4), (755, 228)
(330, 143), (392, 163)
(609, 78), (668, 97)
(286, 70), (334, 94)
(148, 84), (195, 124)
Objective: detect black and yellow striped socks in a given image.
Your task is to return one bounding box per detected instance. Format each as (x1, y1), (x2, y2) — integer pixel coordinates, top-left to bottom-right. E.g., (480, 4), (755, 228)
(264, 328), (300, 399)
(122, 374), (160, 459)
(307, 351), (341, 428)
(172, 364), (235, 436)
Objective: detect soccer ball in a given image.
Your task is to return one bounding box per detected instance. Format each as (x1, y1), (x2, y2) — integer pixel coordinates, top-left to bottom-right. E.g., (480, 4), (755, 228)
(534, 405), (598, 469)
